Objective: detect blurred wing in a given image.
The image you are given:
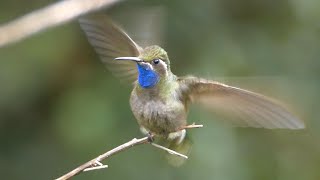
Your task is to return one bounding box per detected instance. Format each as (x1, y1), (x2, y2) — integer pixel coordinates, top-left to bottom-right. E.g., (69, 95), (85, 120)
(111, 6), (166, 47)
(79, 14), (142, 84)
(179, 77), (304, 129)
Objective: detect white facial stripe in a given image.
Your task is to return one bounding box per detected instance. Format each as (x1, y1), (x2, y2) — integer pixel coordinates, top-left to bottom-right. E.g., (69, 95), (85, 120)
(160, 60), (168, 76)
(159, 60), (167, 70)
(141, 62), (153, 70)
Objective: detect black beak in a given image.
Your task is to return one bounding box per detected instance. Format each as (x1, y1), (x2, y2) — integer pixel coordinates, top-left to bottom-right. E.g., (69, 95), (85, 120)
(115, 57), (143, 62)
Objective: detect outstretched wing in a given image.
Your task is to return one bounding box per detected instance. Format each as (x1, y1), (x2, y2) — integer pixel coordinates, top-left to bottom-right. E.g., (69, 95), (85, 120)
(179, 76), (304, 129)
(79, 14), (142, 84)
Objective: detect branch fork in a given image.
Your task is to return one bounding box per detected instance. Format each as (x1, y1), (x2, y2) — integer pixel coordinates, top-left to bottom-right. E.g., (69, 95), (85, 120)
(83, 160), (108, 172)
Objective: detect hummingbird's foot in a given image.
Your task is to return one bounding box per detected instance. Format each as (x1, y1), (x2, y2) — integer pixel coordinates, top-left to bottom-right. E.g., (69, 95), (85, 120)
(168, 129), (186, 144)
(147, 132), (154, 143)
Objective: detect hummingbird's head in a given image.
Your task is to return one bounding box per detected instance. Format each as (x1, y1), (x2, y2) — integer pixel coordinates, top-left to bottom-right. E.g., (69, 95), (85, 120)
(115, 45), (171, 88)
(139, 45), (171, 75)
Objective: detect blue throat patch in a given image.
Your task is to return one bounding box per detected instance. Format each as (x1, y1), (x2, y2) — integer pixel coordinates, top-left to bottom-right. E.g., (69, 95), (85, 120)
(137, 64), (159, 88)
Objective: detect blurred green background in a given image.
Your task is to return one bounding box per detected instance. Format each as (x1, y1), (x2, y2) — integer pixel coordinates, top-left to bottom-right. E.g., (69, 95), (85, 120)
(0, 0), (319, 179)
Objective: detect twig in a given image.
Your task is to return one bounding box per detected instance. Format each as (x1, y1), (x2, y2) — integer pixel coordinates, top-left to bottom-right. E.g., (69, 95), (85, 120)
(83, 165), (109, 172)
(0, 0), (120, 48)
(179, 123), (204, 130)
(56, 137), (150, 180)
(56, 124), (203, 180)
(150, 143), (188, 159)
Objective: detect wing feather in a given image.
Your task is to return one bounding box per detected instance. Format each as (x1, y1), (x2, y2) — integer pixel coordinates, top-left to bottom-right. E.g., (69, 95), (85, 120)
(79, 14), (142, 84)
(179, 76), (304, 129)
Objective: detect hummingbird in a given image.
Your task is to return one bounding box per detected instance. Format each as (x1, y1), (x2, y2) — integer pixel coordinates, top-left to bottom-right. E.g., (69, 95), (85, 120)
(79, 14), (304, 165)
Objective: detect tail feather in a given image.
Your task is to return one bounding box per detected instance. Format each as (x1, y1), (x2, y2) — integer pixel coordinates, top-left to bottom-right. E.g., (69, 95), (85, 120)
(165, 135), (192, 167)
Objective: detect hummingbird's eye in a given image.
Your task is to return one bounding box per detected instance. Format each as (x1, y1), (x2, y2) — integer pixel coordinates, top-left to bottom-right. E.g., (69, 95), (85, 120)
(153, 59), (160, 65)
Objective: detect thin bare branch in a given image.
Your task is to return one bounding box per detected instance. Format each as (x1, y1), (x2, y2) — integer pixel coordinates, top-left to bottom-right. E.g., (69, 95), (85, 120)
(0, 0), (120, 48)
(150, 143), (188, 159)
(56, 124), (203, 180)
(83, 165), (108, 172)
(179, 123), (204, 130)
(56, 137), (150, 180)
